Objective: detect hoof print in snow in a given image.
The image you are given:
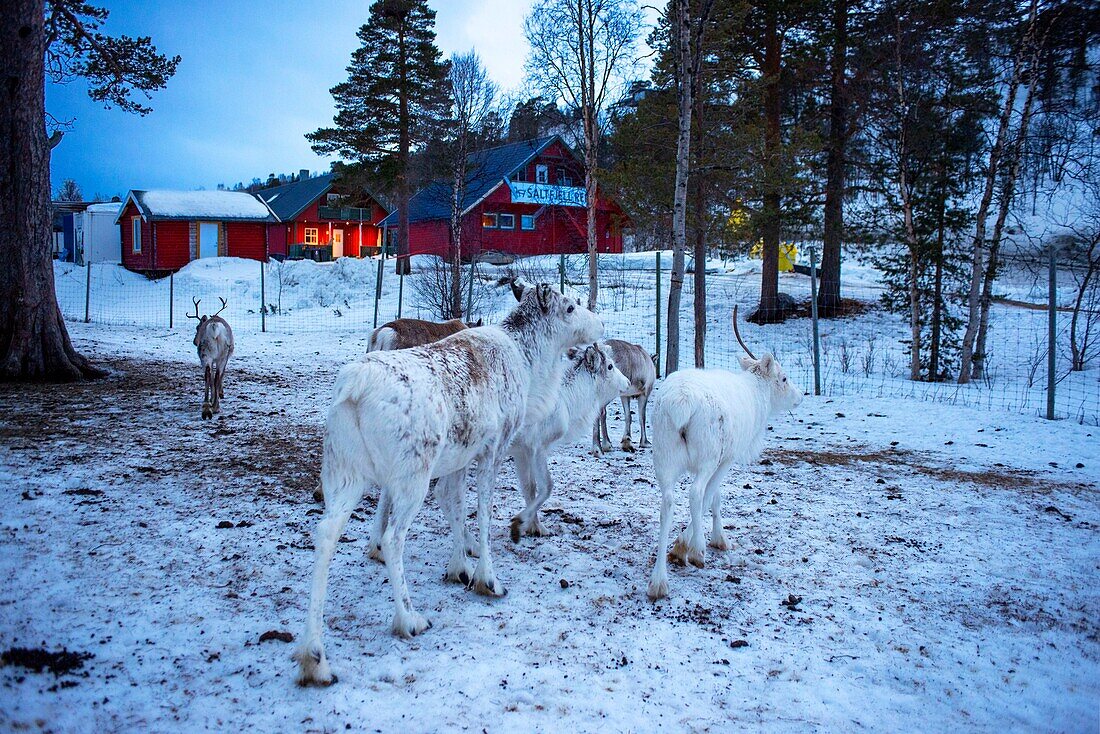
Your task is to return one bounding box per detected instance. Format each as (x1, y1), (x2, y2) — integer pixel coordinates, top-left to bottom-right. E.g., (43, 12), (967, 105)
(258, 630), (294, 644)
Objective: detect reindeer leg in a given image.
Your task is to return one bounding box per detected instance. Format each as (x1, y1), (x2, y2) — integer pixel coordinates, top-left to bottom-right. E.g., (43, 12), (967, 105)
(599, 404), (612, 453)
(201, 365), (213, 420)
(435, 470), (473, 585)
(620, 396), (636, 452)
(705, 461), (733, 550)
(366, 490), (391, 563)
(471, 448), (506, 597)
(510, 446), (538, 542)
(382, 474), (432, 638)
(590, 411), (604, 457)
(526, 447), (554, 537)
(638, 392), (652, 448)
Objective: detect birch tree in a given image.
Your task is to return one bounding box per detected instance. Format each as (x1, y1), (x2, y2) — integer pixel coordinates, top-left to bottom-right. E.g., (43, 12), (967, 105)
(525, 0), (642, 310)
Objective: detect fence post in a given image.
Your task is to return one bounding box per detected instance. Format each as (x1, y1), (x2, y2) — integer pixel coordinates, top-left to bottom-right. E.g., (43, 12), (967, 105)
(1047, 243), (1057, 420)
(260, 260), (266, 333)
(84, 261), (91, 323)
(373, 256), (384, 328)
(809, 246), (821, 396)
(466, 261), (474, 320)
(559, 253), (565, 294)
(169, 272), (174, 328)
(397, 268), (404, 319)
(655, 251), (662, 378)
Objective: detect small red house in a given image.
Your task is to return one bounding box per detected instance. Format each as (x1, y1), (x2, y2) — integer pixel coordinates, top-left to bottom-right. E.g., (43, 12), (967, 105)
(257, 172), (389, 260)
(379, 136), (628, 260)
(116, 190), (277, 274)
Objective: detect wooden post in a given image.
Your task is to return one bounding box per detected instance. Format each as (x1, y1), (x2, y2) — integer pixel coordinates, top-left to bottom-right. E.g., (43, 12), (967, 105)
(169, 272), (174, 328)
(559, 253), (565, 293)
(809, 246), (821, 396)
(655, 251), (662, 378)
(260, 260), (266, 333)
(1047, 243), (1057, 420)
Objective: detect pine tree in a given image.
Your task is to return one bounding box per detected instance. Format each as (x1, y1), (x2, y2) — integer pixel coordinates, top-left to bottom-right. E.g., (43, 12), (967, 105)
(307, 0), (450, 275)
(1, 0), (178, 381)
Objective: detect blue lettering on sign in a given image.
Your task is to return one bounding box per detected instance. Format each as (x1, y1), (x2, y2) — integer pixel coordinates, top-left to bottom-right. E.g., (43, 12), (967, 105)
(507, 180), (587, 208)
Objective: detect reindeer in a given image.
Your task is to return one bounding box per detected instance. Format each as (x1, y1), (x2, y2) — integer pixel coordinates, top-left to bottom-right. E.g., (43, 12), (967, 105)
(296, 284), (602, 686)
(592, 339), (657, 454)
(509, 343), (630, 541)
(368, 317), (483, 352)
(647, 307), (802, 601)
(188, 298), (234, 420)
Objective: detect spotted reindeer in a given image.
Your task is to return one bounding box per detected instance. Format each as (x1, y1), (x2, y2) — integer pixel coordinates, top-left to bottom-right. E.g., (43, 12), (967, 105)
(188, 297), (234, 420)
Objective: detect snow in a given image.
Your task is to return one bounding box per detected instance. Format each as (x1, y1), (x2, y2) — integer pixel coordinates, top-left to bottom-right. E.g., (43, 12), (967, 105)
(137, 190), (272, 220)
(84, 202), (122, 215)
(0, 321), (1096, 732)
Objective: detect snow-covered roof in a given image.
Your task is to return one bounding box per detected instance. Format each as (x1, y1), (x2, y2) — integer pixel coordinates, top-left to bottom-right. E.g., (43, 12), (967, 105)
(117, 190), (277, 223)
(85, 202), (122, 214)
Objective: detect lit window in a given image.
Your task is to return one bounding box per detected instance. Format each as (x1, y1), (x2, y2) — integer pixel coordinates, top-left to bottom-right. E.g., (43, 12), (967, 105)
(131, 217), (141, 253)
(520, 214), (535, 231)
(482, 213), (498, 229)
(304, 228), (318, 245)
(535, 164), (548, 184)
(499, 213), (515, 230)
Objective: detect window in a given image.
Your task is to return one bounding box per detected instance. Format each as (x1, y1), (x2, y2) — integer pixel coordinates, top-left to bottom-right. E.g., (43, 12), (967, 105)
(304, 227), (319, 245)
(520, 214), (535, 231)
(535, 164), (548, 184)
(499, 213), (515, 230)
(131, 217), (141, 253)
(513, 168), (527, 182)
(326, 193), (341, 203)
(482, 213), (498, 229)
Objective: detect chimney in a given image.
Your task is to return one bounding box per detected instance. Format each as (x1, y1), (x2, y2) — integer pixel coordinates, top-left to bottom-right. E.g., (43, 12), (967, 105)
(299, 169), (310, 181)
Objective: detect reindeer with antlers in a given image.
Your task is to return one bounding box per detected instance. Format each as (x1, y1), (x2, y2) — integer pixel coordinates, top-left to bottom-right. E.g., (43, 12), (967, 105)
(188, 297), (235, 419)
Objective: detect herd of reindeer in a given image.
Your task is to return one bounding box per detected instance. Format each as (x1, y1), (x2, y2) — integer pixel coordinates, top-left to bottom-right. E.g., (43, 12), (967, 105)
(187, 278), (803, 687)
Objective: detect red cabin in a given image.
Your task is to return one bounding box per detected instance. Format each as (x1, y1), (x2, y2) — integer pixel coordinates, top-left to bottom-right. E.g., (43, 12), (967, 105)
(380, 136), (628, 261)
(257, 172), (389, 260)
(116, 190), (277, 275)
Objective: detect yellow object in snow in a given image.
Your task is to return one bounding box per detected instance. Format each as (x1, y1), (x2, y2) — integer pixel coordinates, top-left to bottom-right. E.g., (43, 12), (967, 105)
(749, 240), (799, 272)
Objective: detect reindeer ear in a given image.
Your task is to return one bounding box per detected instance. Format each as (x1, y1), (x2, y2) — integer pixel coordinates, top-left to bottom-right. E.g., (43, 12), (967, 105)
(584, 345), (599, 369)
(509, 279), (525, 302)
(739, 356), (755, 372)
(536, 284), (552, 312)
(758, 353), (775, 374)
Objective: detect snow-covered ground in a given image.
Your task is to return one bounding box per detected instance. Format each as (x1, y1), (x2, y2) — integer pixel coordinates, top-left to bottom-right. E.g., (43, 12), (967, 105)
(0, 318), (1097, 732)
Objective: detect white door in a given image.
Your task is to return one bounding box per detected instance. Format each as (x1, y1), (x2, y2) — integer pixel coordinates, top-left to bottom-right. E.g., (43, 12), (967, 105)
(199, 222), (219, 258)
(332, 229), (344, 259)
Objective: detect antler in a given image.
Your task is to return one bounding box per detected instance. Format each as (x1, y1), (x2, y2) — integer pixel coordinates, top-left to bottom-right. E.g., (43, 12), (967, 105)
(187, 297), (202, 320)
(732, 305), (757, 360)
(211, 297), (228, 318)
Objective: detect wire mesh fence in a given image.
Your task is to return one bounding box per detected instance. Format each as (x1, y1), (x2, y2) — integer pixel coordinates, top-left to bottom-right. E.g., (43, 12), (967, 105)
(55, 248), (1100, 425)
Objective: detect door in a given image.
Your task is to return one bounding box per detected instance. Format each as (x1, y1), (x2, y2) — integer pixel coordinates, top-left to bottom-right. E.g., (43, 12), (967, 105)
(332, 229), (344, 259)
(199, 222), (219, 258)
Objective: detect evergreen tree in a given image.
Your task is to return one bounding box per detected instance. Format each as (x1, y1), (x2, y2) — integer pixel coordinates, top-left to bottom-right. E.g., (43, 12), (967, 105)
(308, 0), (450, 275)
(1, 0), (178, 381)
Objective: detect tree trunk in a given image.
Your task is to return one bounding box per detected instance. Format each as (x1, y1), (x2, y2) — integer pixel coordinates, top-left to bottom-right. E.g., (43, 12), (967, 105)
(1069, 249), (1097, 372)
(395, 26), (411, 276)
(929, 189), (946, 381)
(958, 0), (1037, 381)
(754, 5), (782, 323)
(692, 74), (706, 368)
(972, 30), (1040, 380)
(585, 130), (599, 310)
(666, 0), (693, 376)
(818, 0), (848, 317)
(897, 149), (922, 381)
(449, 163), (464, 319)
(0, 0), (103, 381)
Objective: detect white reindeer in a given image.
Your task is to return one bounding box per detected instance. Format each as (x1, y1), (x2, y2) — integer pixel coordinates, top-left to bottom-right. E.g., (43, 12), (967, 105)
(509, 342), (630, 541)
(647, 307), (803, 601)
(296, 284), (602, 686)
(592, 339), (656, 454)
(188, 297), (234, 420)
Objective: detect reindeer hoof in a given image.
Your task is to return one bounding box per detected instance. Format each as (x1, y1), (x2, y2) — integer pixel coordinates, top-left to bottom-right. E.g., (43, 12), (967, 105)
(668, 538), (689, 565)
(688, 555), (705, 569)
(472, 578), (507, 598)
(367, 543), (385, 563)
(526, 521), (551, 538)
(201, 406), (213, 420)
(312, 485), (325, 503)
(621, 440), (636, 453)
(709, 534), (729, 551)
(509, 516), (523, 543)
(639, 439), (652, 449)
(647, 578), (669, 601)
(392, 611), (431, 638)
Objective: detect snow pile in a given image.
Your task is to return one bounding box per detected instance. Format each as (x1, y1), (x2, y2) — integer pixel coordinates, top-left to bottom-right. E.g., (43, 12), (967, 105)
(138, 190), (272, 220)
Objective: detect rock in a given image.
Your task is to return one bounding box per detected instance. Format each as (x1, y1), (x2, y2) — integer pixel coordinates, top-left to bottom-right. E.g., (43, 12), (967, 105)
(560, 579), (570, 589)
(258, 630), (294, 644)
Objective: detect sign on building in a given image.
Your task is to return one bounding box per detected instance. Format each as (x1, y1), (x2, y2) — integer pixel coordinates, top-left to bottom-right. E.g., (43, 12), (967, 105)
(507, 180), (587, 208)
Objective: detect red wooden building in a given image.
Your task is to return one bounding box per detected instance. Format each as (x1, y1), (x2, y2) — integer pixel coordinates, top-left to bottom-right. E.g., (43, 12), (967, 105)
(257, 172), (389, 260)
(380, 136), (628, 260)
(116, 190), (278, 274)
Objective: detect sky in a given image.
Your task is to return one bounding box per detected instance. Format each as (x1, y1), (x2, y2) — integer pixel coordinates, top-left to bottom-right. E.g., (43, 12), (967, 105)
(46, 0), (546, 200)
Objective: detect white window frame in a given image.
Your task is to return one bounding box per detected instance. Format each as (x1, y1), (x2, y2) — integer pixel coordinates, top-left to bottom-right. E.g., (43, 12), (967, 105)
(131, 217), (142, 253)
(520, 214), (535, 231)
(482, 213), (498, 229)
(535, 164), (548, 184)
(499, 213), (515, 230)
(304, 227), (319, 245)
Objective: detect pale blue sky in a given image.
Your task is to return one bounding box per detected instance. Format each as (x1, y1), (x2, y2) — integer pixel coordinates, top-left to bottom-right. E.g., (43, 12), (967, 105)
(47, 0), (541, 199)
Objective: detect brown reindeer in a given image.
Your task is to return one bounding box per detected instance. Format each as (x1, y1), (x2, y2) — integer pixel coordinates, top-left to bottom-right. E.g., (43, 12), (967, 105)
(188, 297), (234, 419)
(367, 317), (482, 352)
